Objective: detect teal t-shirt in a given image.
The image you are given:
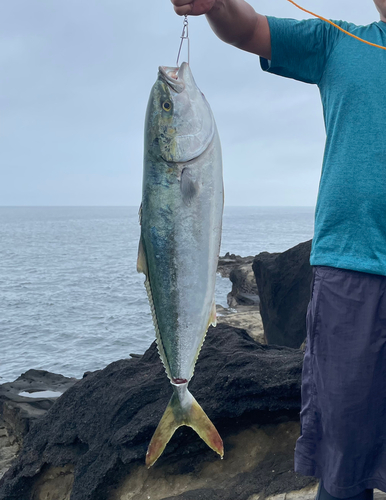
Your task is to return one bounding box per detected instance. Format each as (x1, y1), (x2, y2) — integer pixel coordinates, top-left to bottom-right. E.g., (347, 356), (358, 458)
(261, 17), (386, 276)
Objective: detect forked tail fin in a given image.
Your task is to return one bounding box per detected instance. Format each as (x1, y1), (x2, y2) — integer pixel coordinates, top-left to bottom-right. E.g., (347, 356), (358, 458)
(146, 387), (223, 468)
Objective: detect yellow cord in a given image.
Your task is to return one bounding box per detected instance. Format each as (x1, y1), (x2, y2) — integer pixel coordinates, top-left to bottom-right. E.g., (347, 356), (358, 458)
(287, 0), (386, 51)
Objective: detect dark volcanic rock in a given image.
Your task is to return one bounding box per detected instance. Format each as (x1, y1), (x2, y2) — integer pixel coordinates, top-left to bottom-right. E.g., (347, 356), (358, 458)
(253, 240), (313, 349)
(0, 325), (305, 500)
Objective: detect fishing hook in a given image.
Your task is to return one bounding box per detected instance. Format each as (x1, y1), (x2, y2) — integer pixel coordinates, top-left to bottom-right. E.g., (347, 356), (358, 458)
(176, 15), (190, 67)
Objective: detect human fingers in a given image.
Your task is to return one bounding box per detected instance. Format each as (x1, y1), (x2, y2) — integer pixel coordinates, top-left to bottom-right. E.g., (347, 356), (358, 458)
(171, 0), (193, 16)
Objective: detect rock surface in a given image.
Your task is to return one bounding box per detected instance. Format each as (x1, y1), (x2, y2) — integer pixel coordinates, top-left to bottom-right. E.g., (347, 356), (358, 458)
(216, 305), (265, 344)
(217, 252), (263, 343)
(0, 370), (78, 481)
(109, 420), (308, 500)
(217, 253), (255, 279)
(0, 420), (19, 481)
(218, 253), (259, 307)
(0, 324), (308, 500)
(253, 241), (312, 349)
(265, 487), (386, 500)
(227, 264), (259, 308)
(0, 370), (78, 439)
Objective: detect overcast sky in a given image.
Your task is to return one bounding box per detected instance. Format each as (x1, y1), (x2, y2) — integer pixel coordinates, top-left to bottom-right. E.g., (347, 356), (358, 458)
(0, 0), (380, 206)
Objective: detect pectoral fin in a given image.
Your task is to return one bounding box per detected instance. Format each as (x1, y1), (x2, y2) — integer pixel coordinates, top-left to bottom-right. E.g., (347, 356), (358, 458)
(180, 167), (199, 206)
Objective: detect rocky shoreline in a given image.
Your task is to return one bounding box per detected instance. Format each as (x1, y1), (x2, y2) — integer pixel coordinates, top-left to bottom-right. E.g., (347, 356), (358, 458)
(0, 241), (376, 500)
(0, 331), (310, 500)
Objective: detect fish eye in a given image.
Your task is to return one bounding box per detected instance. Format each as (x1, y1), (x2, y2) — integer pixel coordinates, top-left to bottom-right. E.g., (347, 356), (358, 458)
(162, 101), (172, 112)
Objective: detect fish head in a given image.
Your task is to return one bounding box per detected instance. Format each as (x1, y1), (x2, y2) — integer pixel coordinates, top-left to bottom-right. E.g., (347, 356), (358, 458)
(145, 62), (215, 163)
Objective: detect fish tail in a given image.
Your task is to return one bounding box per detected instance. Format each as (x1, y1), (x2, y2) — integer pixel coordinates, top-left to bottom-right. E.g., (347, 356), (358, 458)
(146, 387), (223, 468)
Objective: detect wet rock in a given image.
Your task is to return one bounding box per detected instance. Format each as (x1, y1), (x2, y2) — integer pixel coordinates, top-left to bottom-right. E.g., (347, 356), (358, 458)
(253, 241), (312, 349)
(0, 324), (307, 500)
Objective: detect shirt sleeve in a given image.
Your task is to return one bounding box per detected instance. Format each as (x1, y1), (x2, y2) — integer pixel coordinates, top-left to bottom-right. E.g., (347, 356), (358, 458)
(260, 17), (350, 85)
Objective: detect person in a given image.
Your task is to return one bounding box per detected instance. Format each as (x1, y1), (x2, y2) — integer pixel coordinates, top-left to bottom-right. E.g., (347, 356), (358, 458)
(170, 0), (386, 499)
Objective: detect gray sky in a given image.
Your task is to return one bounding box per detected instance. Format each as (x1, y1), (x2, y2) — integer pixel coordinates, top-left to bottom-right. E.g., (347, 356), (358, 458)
(0, 0), (380, 206)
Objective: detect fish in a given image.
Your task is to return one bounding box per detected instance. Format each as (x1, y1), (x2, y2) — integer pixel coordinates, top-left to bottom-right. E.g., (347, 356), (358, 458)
(137, 62), (224, 468)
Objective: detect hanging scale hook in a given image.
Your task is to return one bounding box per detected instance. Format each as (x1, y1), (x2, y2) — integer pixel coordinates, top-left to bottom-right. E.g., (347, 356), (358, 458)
(176, 15), (190, 68)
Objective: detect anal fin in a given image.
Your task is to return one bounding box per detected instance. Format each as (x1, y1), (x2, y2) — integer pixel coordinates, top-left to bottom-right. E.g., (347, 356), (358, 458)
(180, 167), (199, 206)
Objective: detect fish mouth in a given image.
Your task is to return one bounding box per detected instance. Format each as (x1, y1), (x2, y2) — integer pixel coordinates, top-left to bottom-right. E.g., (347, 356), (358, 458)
(158, 64), (186, 93)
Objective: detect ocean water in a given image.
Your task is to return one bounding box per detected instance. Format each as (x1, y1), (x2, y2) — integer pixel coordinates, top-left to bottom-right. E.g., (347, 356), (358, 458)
(0, 206), (314, 383)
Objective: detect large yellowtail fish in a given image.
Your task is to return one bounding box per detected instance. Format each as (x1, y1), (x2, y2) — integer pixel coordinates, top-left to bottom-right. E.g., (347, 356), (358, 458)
(137, 62), (224, 467)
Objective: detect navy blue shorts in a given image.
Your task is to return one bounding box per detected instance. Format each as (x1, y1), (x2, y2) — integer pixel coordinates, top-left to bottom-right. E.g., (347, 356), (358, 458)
(295, 266), (386, 498)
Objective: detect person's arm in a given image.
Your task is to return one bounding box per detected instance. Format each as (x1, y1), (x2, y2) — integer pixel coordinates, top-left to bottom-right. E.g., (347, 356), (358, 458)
(171, 0), (271, 59)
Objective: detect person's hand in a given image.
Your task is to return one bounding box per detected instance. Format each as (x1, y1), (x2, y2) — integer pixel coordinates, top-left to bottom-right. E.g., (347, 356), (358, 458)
(171, 0), (217, 16)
